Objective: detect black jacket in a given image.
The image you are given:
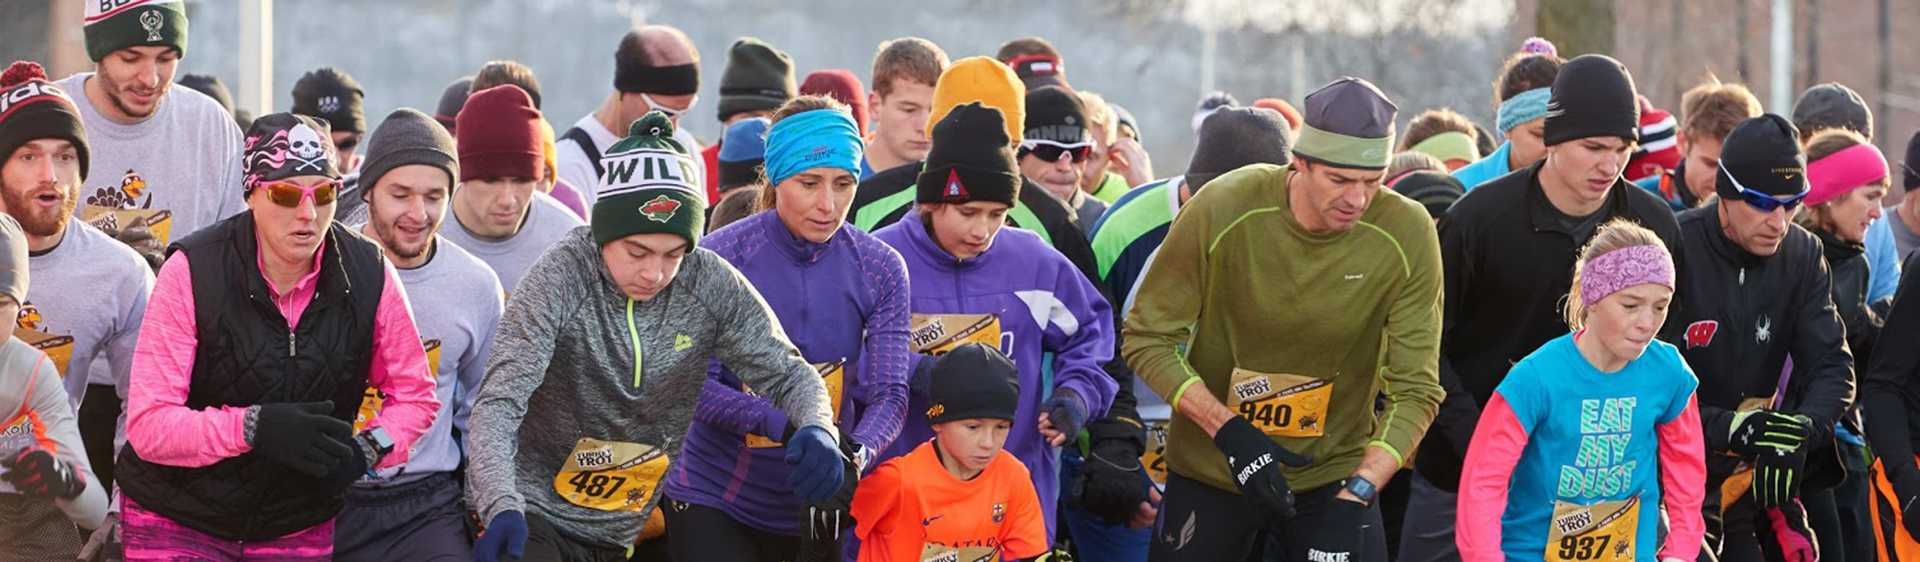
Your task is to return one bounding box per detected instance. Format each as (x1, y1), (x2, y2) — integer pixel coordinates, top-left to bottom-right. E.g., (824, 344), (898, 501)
(1863, 252), (1920, 472)
(1417, 163), (1683, 490)
(1665, 202), (1855, 485)
(1818, 229), (1882, 365)
(116, 213), (387, 541)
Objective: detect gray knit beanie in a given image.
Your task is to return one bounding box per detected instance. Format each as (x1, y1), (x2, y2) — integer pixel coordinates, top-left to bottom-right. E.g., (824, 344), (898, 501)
(1186, 107), (1294, 190)
(358, 108), (459, 199)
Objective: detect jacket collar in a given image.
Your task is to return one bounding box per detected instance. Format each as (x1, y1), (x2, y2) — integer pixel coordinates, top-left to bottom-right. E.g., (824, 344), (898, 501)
(750, 210), (834, 265)
(900, 206), (991, 273)
(1524, 161), (1633, 235)
(1697, 200), (1768, 269)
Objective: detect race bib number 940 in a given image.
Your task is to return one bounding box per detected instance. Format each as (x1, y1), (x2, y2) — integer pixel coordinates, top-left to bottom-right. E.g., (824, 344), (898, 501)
(552, 438), (670, 512)
(1546, 496), (1639, 562)
(1227, 369), (1332, 438)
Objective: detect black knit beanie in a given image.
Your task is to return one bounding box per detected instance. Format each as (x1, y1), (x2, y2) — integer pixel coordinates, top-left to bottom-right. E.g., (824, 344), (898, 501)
(717, 37), (796, 122)
(177, 73), (233, 115)
(1023, 85), (1087, 145)
(918, 103), (1021, 207)
(0, 62), (90, 181)
(291, 67), (367, 134)
(1791, 83), (1872, 138)
(1716, 114), (1808, 199)
(1904, 129), (1920, 191)
(1186, 107), (1292, 190)
(926, 343), (1021, 424)
(1391, 171), (1465, 219)
(1544, 55), (1640, 146)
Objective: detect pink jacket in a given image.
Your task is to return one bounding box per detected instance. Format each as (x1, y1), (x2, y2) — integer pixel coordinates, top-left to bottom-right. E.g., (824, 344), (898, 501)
(123, 241), (437, 470)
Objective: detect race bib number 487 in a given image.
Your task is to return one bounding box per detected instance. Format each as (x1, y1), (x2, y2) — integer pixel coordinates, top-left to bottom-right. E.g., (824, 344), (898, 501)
(552, 438), (670, 512)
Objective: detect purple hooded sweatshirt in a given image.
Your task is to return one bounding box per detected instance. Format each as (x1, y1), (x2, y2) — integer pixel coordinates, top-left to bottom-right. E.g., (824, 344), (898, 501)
(665, 210), (913, 536)
(871, 207), (1118, 542)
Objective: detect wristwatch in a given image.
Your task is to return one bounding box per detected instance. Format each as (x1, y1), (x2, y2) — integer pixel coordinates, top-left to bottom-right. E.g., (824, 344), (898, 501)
(360, 428), (395, 462)
(1341, 476), (1379, 506)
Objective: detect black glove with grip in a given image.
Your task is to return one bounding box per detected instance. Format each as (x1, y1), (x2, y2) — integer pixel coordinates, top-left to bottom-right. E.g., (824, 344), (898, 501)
(1299, 495), (1370, 562)
(1729, 410), (1814, 458)
(2, 448), (85, 499)
(1212, 417), (1312, 520)
(252, 401), (354, 477)
(1066, 431), (1150, 525)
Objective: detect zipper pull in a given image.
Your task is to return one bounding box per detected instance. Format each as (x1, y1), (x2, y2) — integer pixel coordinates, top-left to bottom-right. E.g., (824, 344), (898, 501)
(288, 330), (296, 357)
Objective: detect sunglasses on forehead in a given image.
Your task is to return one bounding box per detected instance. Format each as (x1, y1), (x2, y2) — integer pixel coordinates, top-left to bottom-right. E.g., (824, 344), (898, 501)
(258, 180), (341, 208)
(1019, 140), (1093, 163)
(1718, 161), (1807, 213)
(642, 93), (697, 118)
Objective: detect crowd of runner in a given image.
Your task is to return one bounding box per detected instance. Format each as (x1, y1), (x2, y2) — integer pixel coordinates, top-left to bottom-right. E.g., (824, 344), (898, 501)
(5, 1), (1920, 561)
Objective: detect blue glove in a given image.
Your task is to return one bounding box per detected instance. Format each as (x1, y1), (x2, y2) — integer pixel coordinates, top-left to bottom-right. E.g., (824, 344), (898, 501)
(785, 425), (847, 503)
(1043, 389), (1089, 440)
(473, 510), (527, 562)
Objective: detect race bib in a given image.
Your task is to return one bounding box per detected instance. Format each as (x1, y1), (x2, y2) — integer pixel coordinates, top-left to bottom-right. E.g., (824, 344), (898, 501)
(1226, 369), (1332, 438)
(354, 340), (441, 433)
(12, 327), (72, 378)
(1142, 419), (1170, 486)
(745, 360), (845, 449)
(1545, 496), (1639, 562)
(918, 544), (999, 562)
(80, 206), (174, 247)
(552, 438), (671, 512)
(910, 314), (1002, 355)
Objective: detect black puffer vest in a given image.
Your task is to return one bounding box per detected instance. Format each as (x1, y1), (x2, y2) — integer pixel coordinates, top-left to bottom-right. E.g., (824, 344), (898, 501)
(116, 212), (385, 541)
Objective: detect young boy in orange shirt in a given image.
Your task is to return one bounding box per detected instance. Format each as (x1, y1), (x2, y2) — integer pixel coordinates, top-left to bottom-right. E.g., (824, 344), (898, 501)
(851, 343), (1048, 562)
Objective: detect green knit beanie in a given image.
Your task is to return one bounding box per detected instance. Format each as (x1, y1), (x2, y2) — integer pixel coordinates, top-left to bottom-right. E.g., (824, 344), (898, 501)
(84, 0), (189, 62)
(592, 112), (706, 248)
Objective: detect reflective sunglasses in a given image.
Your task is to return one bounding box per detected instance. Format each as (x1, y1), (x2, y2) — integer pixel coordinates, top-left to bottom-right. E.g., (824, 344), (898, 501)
(1718, 161), (1807, 213)
(1019, 140), (1093, 163)
(642, 93), (698, 119)
(259, 180), (340, 208)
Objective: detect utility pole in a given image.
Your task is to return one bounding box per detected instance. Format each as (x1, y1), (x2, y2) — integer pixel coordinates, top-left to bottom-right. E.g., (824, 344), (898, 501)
(1769, 0), (1792, 112)
(238, 0), (274, 116)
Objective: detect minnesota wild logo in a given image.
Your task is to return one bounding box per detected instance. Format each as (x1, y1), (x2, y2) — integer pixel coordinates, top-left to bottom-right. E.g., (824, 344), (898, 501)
(640, 195), (681, 223)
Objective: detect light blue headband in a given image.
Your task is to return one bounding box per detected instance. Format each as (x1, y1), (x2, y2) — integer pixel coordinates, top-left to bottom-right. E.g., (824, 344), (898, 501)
(1497, 87), (1552, 133)
(762, 109), (863, 186)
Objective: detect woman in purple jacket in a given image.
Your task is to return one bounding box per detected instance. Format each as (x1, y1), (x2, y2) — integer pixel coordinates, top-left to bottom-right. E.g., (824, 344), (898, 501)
(662, 96), (912, 562)
(871, 102), (1118, 546)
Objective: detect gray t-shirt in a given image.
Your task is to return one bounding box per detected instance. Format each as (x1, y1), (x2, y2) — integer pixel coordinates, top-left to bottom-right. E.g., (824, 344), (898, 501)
(437, 192), (584, 295)
(22, 222), (153, 406)
(352, 234), (503, 486)
(1889, 211), (1920, 262)
(57, 74), (245, 247)
(555, 113), (705, 209)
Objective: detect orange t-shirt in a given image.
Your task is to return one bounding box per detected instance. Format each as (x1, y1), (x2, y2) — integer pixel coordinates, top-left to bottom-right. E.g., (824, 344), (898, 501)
(851, 440), (1047, 562)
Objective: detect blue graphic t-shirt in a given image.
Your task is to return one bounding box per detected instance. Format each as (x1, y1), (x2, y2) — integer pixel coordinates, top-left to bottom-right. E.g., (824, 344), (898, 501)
(1496, 333), (1697, 561)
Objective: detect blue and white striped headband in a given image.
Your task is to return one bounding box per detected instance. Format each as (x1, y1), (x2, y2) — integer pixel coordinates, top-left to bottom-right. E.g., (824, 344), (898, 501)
(1497, 88), (1552, 134)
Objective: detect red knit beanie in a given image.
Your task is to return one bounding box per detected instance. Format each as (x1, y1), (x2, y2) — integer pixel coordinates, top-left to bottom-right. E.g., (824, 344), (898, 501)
(1627, 95), (1681, 185)
(800, 69), (870, 135)
(456, 85), (542, 182)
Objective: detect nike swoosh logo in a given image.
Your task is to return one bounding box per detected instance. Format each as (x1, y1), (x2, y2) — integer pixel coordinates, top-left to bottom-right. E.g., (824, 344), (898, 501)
(922, 515), (944, 526)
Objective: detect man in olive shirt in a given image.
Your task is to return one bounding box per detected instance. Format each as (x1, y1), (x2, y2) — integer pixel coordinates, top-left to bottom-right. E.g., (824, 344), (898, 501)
(1124, 77), (1443, 562)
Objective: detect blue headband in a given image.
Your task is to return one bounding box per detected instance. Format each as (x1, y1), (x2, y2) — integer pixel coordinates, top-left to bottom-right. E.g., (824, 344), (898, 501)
(1497, 87), (1552, 133)
(762, 109), (863, 186)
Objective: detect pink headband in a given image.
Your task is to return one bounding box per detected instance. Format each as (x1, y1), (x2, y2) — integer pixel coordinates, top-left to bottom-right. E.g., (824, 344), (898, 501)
(1581, 244), (1675, 309)
(1806, 143), (1889, 207)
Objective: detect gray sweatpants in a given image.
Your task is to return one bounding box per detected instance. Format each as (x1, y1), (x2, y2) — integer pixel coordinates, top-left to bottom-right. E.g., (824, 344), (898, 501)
(334, 472), (473, 562)
(1396, 471), (1463, 562)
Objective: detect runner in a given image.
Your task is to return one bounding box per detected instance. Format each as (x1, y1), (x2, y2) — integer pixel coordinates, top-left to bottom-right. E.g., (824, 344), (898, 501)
(1125, 77), (1444, 562)
(0, 213), (109, 560)
(433, 76), (472, 135)
(715, 116), (771, 194)
(848, 56), (1100, 283)
(1863, 254), (1920, 562)
(1065, 105), (1293, 562)
(290, 67), (369, 218)
(850, 343), (1048, 562)
(555, 26), (704, 207)
(1398, 108), (1481, 171)
(1665, 114), (1854, 562)
(1020, 85), (1106, 237)
(799, 69), (869, 136)
(1408, 54), (1684, 562)
(331, 108), (501, 561)
(862, 37), (948, 179)
(1454, 51), (1562, 189)
(113, 113), (440, 560)
(1455, 219), (1705, 562)
(1645, 80), (1762, 211)
(662, 96), (910, 562)
(1076, 91), (1132, 203)
(871, 101), (1118, 546)
(464, 112), (845, 562)
(439, 85), (585, 293)
(699, 37), (796, 204)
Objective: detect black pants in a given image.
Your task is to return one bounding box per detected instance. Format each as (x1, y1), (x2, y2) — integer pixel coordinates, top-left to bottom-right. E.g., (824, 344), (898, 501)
(334, 472), (473, 561)
(660, 495), (803, 562)
(523, 513), (629, 562)
(1148, 473), (1385, 562)
(77, 383), (119, 490)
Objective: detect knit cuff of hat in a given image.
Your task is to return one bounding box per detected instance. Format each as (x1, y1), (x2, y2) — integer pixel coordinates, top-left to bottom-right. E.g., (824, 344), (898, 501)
(361, 147), (458, 196)
(917, 164), (1021, 207)
(1496, 88), (1551, 133)
(1294, 124), (1393, 169)
(84, 0), (188, 62)
(459, 150), (542, 183)
(718, 92), (787, 123)
(1411, 131), (1479, 165)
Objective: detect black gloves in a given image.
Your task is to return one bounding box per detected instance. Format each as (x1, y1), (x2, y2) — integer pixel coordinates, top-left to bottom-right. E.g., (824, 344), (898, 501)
(2, 448), (86, 499)
(1042, 389), (1088, 440)
(1298, 495), (1369, 561)
(1728, 410), (1814, 458)
(799, 438), (863, 562)
(252, 401), (354, 477)
(1213, 417), (1312, 519)
(1066, 422), (1151, 525)
(1752, 445), (1807, 508)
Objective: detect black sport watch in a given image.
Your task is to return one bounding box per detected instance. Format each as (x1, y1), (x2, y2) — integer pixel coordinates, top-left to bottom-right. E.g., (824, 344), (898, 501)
(1341, 476), (1379, 506)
